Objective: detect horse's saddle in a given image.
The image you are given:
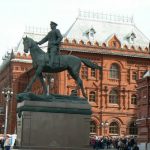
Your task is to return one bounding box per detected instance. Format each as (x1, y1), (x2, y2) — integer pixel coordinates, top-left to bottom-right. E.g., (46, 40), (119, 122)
(45, 54), (62, 68)
(53, 55), (61, 66)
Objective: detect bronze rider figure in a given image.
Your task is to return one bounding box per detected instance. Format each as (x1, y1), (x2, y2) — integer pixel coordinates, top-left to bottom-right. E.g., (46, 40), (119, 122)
(37, 21), (63, 67)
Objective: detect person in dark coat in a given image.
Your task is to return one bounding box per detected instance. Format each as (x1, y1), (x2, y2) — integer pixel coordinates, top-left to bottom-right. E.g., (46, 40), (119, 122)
(132, 144), (139, 150)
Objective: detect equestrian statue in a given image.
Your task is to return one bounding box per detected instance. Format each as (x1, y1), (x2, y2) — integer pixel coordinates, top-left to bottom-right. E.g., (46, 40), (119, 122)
(22, 21), (102, 98)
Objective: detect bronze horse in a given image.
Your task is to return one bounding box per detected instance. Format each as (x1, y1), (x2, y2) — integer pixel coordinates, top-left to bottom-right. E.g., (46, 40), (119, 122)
(23, 36), (102, 98)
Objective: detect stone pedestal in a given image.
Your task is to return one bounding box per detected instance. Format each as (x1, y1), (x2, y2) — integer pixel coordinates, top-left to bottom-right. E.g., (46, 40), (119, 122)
(16, 94), (92, 150)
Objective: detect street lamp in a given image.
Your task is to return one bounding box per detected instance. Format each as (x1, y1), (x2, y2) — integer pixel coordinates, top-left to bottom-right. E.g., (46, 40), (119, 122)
(101, 121), (109, 136)
(44, 74), (55, 95)
(2, 88), (13, 140)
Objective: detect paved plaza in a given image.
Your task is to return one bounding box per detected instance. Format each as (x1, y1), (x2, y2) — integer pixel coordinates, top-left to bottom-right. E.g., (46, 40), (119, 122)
(12, 148), (117, 150)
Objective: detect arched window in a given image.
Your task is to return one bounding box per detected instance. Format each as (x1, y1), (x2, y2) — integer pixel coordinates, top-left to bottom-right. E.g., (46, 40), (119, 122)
(109, 64), (120, 79)
(131, 94), (137, 105)
(129, 122), (138, 135)
(90, 121), (96, 133)
(89, 91), (96, 102)
(109, 122), (119, 134)
(109, 89), (118, 104)
(132, 72), (137, 80)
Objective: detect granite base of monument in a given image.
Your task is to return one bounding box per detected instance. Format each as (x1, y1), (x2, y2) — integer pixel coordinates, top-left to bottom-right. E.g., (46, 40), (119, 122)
(16, 94), (92, 150)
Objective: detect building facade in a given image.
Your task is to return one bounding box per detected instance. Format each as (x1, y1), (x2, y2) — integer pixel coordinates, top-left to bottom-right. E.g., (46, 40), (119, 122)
(0, 53), (32, 133)
(0, 11), (149, 137)
(136, 72), (150, 149)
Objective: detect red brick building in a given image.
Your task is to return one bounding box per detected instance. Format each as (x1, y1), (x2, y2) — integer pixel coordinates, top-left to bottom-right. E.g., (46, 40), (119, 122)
(136, 72), (150, 149)
(0, 11), (150, 137)
(0, 53), (32, 133)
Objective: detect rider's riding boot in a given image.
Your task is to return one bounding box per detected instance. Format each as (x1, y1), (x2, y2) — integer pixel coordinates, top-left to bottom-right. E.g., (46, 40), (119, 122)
(48, 54), (53, 67)
(49, 61), (53, 67)
(49, 53), (55, 67)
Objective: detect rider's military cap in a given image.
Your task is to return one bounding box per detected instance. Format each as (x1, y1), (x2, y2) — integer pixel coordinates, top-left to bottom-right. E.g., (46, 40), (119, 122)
(50, 21), (57, 26)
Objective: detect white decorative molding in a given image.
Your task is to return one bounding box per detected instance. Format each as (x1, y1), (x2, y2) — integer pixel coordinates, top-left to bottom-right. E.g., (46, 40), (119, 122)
(25, 26), (49, 34)
(78, 9), (134, 24)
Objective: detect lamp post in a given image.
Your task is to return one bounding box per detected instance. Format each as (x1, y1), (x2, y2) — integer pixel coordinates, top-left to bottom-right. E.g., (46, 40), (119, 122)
(44, 74), (54, 95)
(101, 121), (109, 137)
(2, 88), (13, 140)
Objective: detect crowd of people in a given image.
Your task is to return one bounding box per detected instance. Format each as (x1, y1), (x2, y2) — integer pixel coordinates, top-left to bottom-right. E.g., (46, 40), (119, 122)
(90, 136), (139, 150)
(0, 134), (16, 150)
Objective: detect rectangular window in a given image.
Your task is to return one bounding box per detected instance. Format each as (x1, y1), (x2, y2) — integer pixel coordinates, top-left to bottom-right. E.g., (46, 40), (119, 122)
(132, 72), (137, 80)
(140, 72), (144, 79)
(89, 91), (96, 102)
(109, 127), (118, 134)
(81, 66), (88, 79)
(91, 68), (96, 78)
(109, 64), (119, 79)
(109, 95), (118, 103)
(90, 121), (96, 133)
(127, 69), (130, 82)
(110, 70), (118, 79)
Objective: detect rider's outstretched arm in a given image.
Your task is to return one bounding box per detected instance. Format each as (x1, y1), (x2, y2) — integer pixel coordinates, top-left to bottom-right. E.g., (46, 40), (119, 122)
(38, 33), (49, 45)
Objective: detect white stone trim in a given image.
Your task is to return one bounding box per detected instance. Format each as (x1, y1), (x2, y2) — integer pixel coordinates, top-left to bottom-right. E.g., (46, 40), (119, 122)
(11, 58), (32, 63)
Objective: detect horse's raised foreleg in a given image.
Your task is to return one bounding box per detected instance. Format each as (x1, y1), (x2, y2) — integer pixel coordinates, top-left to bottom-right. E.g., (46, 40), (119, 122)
(24, 66), (43, 92)
(38, 73), (47, 94)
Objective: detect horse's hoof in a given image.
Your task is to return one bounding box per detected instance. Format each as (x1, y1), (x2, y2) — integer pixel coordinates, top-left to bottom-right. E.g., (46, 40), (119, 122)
(83, 95), (88, 99)
(24, 90), (29, 93)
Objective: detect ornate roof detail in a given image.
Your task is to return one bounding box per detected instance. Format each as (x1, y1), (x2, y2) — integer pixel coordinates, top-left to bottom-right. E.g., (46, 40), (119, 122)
(102, 43), (106, 48)
(87, 41), (92, 46)
(64, 38), (69, 44)
(130, 45), (135, 51)
(138, 46), (142, 51)
(0, 50), (14, 72)
(17, 52), (21, 57)
(78, 10), (134, 24)
(64, 10), (149, 51)
(94, 41), (99, 47)
(143, 71), (150, 78)
(79, 40), (84, 45)
(25, 26), (49, 35)
(4, 11), (149, 63)
(125, 32), (136, 44)
(83, 27), (96, 42)
(107, 34), (121, 49)
(145, 47), (148, 52)
(123, 44), (128, 49)
(72, 39), (77, 44)
(60, 47), (150, 59)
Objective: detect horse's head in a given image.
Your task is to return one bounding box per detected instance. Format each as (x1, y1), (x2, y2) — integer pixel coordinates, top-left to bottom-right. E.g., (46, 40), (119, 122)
(23, 36), (35, 53)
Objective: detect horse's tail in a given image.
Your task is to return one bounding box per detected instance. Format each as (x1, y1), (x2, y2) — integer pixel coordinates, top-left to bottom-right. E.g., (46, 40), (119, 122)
(81, 58), (102, 70)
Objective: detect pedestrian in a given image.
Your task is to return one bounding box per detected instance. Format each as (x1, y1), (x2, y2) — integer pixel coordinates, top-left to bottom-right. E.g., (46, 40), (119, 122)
(132, 144), (139, 150)
(0, 138), (4, 150)
(94, 136), (99, 150)
(4, 135), (11, 150)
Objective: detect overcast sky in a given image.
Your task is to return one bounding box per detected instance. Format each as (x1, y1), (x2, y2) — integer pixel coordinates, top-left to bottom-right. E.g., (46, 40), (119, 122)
(0, 0), (150, 63)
